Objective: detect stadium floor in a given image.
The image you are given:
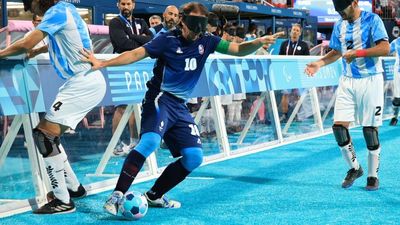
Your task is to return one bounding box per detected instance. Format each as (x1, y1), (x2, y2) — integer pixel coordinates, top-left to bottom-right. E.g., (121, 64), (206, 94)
(2, 124), (400, 224)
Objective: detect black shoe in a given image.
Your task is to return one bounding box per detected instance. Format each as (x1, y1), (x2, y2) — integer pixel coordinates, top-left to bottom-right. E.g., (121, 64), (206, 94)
(342, 166), (363, 188)
(366, 177), (379, 191)
(69, 184), (87, 199)
(33, 198), (75, 214)
(47, 184), (87, 202)
(389, 117), (398, 126)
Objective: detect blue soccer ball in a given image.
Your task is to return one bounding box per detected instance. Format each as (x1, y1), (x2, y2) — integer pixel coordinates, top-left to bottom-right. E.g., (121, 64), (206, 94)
(120, 191), (148, 220)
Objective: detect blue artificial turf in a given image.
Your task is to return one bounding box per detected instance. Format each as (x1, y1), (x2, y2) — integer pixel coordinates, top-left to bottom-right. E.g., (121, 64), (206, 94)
(2, 125), (400, 225)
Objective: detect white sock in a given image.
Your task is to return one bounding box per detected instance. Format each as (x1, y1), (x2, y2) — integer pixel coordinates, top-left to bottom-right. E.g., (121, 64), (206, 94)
(368, 147), (381, 178)
(340, 143), (360, 170)
(234, 101), (242, 126)
(130, 138), (138, 145)
(59, 145), (80, 192)
(44, 154), (70, 204)
(227, 104), (235, 125)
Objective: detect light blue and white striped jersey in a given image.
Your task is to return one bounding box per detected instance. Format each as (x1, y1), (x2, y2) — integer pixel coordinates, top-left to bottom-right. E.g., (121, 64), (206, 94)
(329, 11), (388, 78)
(36, 1), (92, 79)
(390, 37), (400, 72)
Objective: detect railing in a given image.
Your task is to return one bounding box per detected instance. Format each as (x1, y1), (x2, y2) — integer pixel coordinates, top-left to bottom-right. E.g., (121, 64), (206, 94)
(0, 53), (396, 218)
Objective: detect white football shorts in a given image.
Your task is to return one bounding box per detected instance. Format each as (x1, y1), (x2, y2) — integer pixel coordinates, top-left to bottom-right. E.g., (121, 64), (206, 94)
(45, 70), (106, 129)
(334, 74), (384, 127)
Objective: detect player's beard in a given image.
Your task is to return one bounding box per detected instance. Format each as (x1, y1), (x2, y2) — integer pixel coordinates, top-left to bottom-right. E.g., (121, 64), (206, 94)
(31, 0), (55, 16)
(165, 19), (177, 30)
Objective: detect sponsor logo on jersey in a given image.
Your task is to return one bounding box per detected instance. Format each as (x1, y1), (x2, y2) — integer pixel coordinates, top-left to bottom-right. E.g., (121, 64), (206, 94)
(176, 47), (183, 54)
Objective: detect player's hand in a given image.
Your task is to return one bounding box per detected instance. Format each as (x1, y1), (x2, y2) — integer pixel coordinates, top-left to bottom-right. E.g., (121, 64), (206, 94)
(305, 62), (320, 77)
(272, 31), (285, 38)
(81, 48), (102, 70)
(259, 31), (285, 45)
(343, 50), (356, 64)
(26, 49), (39, 59)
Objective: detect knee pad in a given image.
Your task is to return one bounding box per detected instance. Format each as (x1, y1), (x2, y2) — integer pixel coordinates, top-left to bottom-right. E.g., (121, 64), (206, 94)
(32, 128), (61, 158)
(393, 98), (400, 107)
(363, 126), (380, 150)
(134, 132), (161, 157)
(180, 147), (203, 172)
(332, 124), (350, 147)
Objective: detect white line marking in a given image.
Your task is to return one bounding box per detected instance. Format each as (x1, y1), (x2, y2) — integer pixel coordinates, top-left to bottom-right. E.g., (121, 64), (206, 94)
(186, 177), (215, 180)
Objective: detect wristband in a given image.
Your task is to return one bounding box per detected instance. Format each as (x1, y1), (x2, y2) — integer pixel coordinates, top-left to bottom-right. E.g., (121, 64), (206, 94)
(355, 50), (367, 58)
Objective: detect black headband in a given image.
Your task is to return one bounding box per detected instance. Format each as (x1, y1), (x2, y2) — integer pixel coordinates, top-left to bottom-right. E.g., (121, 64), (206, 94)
(332, 0), (353, 12)
(182, 14), (208, 34)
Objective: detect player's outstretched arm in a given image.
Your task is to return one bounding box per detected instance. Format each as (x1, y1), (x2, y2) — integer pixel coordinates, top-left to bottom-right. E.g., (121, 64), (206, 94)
(222, 31), (285, 56)
(27, 45), (49, 59)
(305, 49), (341, 77)
(0, 30), (47, 58)
(81, 47), (149, 70)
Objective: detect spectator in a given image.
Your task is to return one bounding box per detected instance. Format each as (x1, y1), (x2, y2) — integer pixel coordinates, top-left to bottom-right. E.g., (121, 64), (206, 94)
(245, 23), (258, 41)
(226, 26), (247, 132)
(148, 15), (162, 28)
(207, 12), (220, 35)
(25, 14), (48, 58)
(278, 23), (310, 122)
(149, 5), (179, 37)
(109, 0), (152, 156)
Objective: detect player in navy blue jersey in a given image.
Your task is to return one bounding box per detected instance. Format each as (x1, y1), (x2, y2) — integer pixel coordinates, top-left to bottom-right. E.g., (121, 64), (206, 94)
(83, 2), (283, 215)
(305, 0), (390, 191)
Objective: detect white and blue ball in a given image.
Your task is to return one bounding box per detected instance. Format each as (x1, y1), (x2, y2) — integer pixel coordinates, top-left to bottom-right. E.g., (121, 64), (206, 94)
(120, 191), (148, 220)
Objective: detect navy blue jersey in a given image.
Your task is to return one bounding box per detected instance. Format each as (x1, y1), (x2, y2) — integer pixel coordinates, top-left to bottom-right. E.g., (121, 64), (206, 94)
(143, 30), (221, 100)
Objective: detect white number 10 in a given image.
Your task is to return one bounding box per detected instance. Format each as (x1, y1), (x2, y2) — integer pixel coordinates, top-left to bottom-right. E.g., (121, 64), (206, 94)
(189, 124), (200, 136)
(185, 58), (197, 71)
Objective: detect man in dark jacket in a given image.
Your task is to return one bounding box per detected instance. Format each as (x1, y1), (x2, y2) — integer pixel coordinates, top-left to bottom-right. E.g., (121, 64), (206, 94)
(278, 23), (310, 122)
(109, 0), (153, 156)
(109, 0), (153, 54)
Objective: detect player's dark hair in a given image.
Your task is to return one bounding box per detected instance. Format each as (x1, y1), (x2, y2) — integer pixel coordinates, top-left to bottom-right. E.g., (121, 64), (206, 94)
(22, 0), (33, 11)
(180, 2), (209, 17)
(39, 0), (56, 12)
(23, 0), (55, 14)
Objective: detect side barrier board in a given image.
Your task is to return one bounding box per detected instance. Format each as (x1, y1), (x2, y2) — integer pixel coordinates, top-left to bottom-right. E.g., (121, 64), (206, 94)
(0, 55), (395, 116)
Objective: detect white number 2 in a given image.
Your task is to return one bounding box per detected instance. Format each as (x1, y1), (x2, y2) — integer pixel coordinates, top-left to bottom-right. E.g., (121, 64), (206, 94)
(184, 58), (197, 71)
